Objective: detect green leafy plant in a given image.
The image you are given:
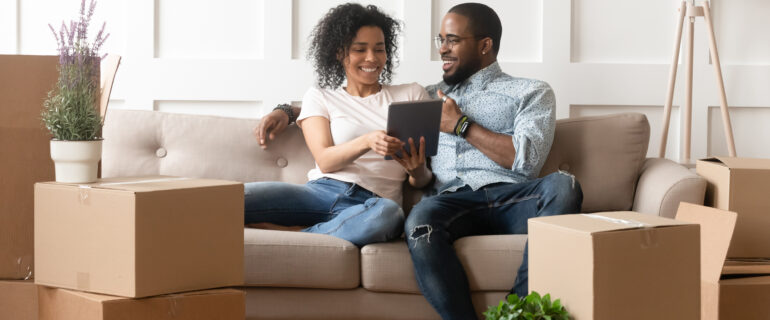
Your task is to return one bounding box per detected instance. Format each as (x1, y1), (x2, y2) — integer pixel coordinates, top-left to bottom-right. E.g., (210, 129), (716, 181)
(41, 0), (108, 141)
(484, 291), (570, 320)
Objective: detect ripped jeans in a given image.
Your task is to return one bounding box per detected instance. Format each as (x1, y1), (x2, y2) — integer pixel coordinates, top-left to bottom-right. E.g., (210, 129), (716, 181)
(244, 178), (405, 247)
(404, 172), (582, 319)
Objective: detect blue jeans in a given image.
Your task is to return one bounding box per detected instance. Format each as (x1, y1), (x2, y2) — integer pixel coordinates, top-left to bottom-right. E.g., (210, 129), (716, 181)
(404, 172), (583, 319)
(244, 177), (404, 247)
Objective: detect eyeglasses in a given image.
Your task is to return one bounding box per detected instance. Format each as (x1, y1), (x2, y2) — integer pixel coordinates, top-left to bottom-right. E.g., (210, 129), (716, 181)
(433, 36), (475, 50)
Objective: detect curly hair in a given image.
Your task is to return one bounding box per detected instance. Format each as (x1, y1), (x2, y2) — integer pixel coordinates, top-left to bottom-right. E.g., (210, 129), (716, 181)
(307, 3), (401, 89)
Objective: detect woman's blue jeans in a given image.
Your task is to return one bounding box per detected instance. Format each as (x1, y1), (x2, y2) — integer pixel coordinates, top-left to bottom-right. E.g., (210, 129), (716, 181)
(244, 177), (404, 247)
(404, 172), (583, 319)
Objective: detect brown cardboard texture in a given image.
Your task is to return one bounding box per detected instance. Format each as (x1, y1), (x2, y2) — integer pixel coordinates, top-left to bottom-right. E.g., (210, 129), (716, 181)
(38, 286), (245, 320)
(34, 176), (244, 298)
(0, 55), (59, 280)
(675, 202), (770, 320)
(529, 211), (700, 320)
(0, 280), (38, 320)
(697, 157), (770, 258)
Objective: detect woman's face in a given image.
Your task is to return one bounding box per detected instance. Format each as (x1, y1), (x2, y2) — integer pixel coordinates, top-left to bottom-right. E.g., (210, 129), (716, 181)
(341, 26), (387, 88)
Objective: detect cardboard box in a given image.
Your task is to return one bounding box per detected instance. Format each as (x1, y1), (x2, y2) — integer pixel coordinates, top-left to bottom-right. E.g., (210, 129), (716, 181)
(0, 280), (38, 320)
(529, 211), (700, 320)
(34, 176), (244, 298)
(697, 157), (770, 258)
(38, 286), (245, 320)
(0, 55), (59, 279)
(675, 202), (770, 320)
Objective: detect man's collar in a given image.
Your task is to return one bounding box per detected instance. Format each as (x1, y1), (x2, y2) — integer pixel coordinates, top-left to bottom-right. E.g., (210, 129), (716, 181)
(440, 61), (501, 94)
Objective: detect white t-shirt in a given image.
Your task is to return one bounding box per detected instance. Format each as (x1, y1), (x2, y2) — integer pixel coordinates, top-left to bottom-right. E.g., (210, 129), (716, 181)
(296, 83), (429, 205)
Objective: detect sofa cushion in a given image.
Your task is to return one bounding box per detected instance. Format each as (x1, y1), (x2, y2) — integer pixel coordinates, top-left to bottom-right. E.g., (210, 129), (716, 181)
(541, 113), (650, 212)
(244, 229), (360, 289)
(102, 109), (315, 184)
(361, 235), (526, 293)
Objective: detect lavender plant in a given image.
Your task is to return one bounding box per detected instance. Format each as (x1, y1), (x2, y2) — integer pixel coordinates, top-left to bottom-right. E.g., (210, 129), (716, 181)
(42, 0), (109, 141)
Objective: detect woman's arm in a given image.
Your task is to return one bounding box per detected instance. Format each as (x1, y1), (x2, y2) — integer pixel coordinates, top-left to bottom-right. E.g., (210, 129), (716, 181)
(301, 116), (404, 173)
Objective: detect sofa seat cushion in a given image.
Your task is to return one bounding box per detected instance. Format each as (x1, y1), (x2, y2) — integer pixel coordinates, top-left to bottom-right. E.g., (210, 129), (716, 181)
(244, 228), (360, 289)
(361, 235), (527, 293)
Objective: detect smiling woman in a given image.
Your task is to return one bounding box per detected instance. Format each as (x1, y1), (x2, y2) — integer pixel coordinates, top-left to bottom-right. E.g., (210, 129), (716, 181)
(242, 3), (433, 248)
(306, 3), (399, 90)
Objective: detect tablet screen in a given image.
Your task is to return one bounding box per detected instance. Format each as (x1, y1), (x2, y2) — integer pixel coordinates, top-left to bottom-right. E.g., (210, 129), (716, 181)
(385, 99), (442, 160)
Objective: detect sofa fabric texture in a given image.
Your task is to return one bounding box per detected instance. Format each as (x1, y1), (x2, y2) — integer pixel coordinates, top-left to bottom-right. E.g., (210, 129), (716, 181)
(102, 109), (704, 319)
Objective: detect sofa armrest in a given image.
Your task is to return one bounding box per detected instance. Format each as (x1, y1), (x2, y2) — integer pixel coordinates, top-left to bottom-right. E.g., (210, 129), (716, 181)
(632, 158), (706, 218)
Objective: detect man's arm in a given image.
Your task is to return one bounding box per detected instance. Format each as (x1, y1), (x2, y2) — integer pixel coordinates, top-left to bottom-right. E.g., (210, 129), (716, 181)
(254, 105), (302, 149)
(464, 125), (516, 169)
(436, 90), (516, 169)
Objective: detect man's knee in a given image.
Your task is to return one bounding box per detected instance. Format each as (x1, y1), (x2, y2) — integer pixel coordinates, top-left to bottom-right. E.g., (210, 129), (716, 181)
(404, 200), (441, 245)
(543, 171), (583, 214)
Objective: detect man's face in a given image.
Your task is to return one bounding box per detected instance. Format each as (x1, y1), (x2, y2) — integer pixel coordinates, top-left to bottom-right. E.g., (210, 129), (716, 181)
(438, 13), (482, 85)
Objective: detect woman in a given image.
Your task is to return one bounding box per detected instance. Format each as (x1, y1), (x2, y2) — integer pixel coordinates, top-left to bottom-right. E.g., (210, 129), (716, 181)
(244, 3), (432, 247)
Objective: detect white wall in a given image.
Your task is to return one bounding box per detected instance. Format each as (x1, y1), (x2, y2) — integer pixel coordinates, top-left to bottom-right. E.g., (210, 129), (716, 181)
(3, 0), (770, 162)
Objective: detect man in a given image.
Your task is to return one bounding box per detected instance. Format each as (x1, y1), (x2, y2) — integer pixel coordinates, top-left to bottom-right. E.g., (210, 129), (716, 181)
(256, 3), (582, 319)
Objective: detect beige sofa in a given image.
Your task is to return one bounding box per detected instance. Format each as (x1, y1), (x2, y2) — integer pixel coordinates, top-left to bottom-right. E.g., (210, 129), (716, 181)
(101, 110), (706, 319)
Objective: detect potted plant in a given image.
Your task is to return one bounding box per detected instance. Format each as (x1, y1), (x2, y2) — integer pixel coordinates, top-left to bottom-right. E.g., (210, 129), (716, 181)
(484, 291), (570, 320)
(42, 0), (109, 183)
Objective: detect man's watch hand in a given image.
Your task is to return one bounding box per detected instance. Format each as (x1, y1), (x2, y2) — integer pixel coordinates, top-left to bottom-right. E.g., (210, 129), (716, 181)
(436, 90), (463, 133)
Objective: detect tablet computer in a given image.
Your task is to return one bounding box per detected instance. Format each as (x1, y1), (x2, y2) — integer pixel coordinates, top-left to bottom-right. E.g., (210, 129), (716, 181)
(385, 99), (442, 160)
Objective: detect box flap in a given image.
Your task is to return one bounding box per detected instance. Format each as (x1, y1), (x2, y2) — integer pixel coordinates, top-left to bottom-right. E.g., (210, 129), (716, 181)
(722, 259), (770, 276)
(674, 202), (737, 282)
(699, 157), (770, 170)
(531, 211), (691, 234)
(39, 176), (241, 192)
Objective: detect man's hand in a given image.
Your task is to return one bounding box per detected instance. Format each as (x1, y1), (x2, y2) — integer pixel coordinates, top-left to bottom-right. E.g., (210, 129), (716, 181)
(436, 89), (463, 133)
(365, 130), (404, 156)
(254, 110), (290, 149)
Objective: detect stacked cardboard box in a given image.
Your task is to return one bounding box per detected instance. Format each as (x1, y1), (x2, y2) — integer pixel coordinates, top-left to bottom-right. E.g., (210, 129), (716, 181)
(676, 202), (770, 319)
(0, 280), (39, 320)
(696, 157), (770, 258)
(689, 158), (770, 320)
(528, 211), (701, 319)
(0, 55), (59, 281)
(0, 55), (60, 320)
(34, 176), (247, 319)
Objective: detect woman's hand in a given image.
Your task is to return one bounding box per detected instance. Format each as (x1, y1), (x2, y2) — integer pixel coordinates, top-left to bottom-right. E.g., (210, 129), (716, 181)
(365, 130), (404, 156)
(254, 110), (289, 149)
(393, 137), (433, 188)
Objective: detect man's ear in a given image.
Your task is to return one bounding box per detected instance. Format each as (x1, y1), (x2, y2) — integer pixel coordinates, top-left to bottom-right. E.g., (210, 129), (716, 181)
(480, 37), (493, 55)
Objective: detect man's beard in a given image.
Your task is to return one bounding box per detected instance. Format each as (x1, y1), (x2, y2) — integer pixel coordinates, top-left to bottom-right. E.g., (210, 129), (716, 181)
(442, 57), (482, 85)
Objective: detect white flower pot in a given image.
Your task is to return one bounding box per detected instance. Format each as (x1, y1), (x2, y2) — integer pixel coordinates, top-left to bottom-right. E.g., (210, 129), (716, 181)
(50, 140), (103, 183)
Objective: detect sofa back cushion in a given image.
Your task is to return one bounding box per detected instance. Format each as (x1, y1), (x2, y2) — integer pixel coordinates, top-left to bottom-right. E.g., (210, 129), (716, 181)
(103, 110), (649, 213)
(102, 110), (314, 184)
(540, 113), (649, 212)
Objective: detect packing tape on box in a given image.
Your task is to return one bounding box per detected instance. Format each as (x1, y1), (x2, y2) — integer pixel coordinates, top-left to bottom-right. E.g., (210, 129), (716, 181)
(580, 214), (660, 249)
(78, 185), (92, 205)
(11, 255), (33, 280)
(76, 272), (90, 290)
(76, 178), (191, 204)
(95, 177), (191, 186)
(580, 214), (650, 228)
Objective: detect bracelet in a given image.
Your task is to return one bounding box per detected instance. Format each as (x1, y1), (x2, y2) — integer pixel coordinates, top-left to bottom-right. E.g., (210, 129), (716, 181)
(453, 115), (472, 138)
(273, 104), (297, 125)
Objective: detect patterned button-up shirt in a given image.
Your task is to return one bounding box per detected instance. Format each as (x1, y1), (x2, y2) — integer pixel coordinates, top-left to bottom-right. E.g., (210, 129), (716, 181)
(426, 62), (556, 194)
